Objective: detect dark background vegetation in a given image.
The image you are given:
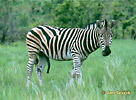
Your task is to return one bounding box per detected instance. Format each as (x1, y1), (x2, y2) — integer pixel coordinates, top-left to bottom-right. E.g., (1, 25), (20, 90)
(0, 0), (136, 43)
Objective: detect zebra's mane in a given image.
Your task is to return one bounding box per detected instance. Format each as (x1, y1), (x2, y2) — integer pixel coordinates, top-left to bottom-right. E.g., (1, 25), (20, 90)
(84, 20), (104, 29)
(84, 22), (95, 29)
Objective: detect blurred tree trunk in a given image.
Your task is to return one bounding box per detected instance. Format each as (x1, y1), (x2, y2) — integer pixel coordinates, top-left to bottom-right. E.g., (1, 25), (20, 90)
(122, 29), (125, 39)
(1, 32), (6, 43)
(57, 0), (63, 3)
(0, 0), (9, 43)
(1, 26), (8, 43)
(1, 18), (8, 43)
(115, 23), (118, 39)
(131, 29), (135, 39)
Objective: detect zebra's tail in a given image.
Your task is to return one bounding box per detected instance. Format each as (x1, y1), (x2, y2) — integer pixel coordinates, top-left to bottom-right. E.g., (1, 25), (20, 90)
(35, 57), (39, 65)
(46, 57), (50, 74)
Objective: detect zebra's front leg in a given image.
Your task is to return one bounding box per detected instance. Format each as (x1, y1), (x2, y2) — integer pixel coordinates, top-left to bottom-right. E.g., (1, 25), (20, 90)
(70, 55), (82, 85)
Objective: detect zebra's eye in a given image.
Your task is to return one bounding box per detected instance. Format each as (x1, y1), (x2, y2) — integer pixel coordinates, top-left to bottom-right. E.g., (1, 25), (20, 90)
(100, 33), (104, 37)
(110, 33), (113, 37)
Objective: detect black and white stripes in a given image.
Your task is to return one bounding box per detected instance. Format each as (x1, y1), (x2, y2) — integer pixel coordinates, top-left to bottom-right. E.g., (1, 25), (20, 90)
(26, 19), (115, 87)
(84, 21), (104, 30)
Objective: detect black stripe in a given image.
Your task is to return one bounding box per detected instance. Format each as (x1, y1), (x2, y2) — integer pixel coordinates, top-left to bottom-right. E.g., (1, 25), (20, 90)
(26, 37), (40, 48)
(77, 29), (84, 51)
(69, 29), (79, 47)
(60, 29), (71, 58)
(83, 30), (90, 54)
(91, 30), (95, 49)
(74, 42), (79, 52)
(93, 30), (98, 48)
(80, 30), (87, 56)
(59, 29), (69, 60)
(88, 30), (93, 52)
(28, 34), (39, 43)
(58, 29), (67, 50)
(71, 51), (80, 55)
(28, 51), (38, 55)
(37, 26), (50, 46)
(30, 30), (41, 41)
(65, 29), (76, 55)
(28, 63), (34, 66)
(30, 30), (49, 55)
(45, 26), (57, 36)
(55, 36), (58, 58)
(50, 38), (54, 58)
(27, 44), (39, 51)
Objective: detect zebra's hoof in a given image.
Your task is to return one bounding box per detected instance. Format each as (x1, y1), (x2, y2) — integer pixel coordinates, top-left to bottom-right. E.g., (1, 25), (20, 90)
(39, 80), (43, 86)
(26, 81), (31, 88)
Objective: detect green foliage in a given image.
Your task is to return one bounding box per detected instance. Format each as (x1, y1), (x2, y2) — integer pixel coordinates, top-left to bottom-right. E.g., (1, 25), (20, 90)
(0, 0), (136, 42)
(54, 1), (75, 27)
(92, 2), (104, 21)
(122, 16), (136, 29)
(0, 40), (136, 100)
(54, 0), (104, 28)
(111, 1), (124, 20)
(42, 1), (54, 14)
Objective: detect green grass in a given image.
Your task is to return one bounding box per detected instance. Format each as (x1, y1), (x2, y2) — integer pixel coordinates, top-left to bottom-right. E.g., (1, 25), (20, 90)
(0, 39), (136, 100)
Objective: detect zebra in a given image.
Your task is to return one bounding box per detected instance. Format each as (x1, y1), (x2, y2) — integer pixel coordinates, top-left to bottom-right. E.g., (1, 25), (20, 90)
(84, 20), (104, 30)
(26, 19), (115, 87)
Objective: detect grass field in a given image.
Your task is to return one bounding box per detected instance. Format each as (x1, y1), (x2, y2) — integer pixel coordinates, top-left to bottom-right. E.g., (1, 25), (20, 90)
(0, 39), (136, 100)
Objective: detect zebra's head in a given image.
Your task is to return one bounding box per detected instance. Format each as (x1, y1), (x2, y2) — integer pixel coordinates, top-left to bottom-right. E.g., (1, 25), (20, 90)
(96, 19), (115, 56)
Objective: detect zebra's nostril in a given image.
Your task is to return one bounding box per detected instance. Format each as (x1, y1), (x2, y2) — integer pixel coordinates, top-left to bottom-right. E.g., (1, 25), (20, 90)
(105, 46), (110, 50)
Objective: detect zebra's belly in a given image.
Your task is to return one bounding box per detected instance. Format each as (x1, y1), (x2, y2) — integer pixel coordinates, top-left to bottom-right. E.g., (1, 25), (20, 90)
(52, 56), (73, 61)
(50, 48), (73, 61)
(62, 54), (73, 60)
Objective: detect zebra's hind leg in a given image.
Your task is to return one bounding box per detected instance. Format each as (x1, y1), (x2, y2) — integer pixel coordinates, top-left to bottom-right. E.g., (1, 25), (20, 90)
(36, 55), (46, 86)
(26, 55), (36, 87)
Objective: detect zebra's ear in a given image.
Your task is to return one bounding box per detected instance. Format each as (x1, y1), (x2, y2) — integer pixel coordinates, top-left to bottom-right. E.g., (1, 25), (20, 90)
(110, 20), (115, 28)
(96, 20), (102, 29)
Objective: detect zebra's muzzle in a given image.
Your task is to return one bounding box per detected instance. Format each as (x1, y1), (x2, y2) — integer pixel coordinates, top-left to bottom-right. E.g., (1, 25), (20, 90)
(102, 46), (111, 56)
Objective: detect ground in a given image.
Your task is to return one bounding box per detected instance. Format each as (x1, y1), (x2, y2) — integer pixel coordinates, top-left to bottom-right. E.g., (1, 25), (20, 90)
(0, 39), (136, 100)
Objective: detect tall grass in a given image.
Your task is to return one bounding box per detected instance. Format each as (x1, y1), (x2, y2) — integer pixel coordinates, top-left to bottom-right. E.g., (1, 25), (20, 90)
(0, 40), (136, 100)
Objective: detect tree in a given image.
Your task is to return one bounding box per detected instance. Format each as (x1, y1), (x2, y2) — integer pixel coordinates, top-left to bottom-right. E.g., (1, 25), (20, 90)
(122, 16), (136, 38)
(0, 0), (11, 43)
(92, 2), (104, 21)
(111, 1), (124, 39)
(42, 1), (54, 14)
(54, 0), (92, 28)
(54, 1), (75, 27)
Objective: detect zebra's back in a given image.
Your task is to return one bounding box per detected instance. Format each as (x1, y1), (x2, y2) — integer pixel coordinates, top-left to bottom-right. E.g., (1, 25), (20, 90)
(47, 28), (83, 60)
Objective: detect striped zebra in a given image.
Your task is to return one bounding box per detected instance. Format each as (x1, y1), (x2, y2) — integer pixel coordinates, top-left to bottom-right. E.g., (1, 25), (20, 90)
(84, 21), (104, 29)
(26, 19), (115, 87)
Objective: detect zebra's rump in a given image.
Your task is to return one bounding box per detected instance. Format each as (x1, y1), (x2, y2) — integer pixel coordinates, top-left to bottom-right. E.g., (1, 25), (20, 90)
(26, 25), (61, 55)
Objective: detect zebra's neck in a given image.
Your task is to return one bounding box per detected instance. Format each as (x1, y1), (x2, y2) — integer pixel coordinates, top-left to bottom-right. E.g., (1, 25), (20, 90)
(84, 29), (100, 56)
